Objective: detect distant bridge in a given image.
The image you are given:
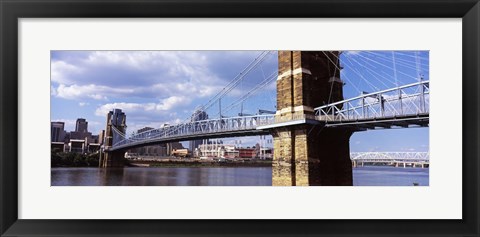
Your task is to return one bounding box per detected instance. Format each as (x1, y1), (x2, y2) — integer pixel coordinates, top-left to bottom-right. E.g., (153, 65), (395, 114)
(350, 152), (429, 168)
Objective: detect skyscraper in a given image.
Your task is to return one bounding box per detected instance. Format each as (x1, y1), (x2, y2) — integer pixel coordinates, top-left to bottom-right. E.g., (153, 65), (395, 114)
(75, 118), (88, 132)
(70, 118), (92, 141)
(51, 121), (66, 142)
(189, 108), (208, 152)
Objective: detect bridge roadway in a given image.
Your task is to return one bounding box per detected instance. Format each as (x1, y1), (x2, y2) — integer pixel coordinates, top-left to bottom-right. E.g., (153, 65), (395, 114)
(108, 113), (428, 152)
(108, 81), (429, 152)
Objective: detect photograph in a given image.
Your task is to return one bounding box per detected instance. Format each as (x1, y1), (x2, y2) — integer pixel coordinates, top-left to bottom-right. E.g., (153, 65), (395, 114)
(50, 50), (430, 186)
(2, 0), (478, 235)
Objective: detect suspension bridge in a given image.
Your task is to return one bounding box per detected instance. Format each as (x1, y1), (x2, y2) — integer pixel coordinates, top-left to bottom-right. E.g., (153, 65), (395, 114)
(99, 50), (429, 186)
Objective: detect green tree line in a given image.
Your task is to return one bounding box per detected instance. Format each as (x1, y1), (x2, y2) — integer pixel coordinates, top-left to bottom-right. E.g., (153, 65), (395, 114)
(51, 149), (100, 167)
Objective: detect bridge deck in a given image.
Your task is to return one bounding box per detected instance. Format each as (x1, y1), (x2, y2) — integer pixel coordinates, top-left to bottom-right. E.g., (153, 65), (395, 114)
(320, 113), (429, 130)
(108, 81), (429, 151)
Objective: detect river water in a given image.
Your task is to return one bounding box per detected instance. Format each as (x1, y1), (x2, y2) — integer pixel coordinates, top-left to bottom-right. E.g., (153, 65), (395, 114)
(51, 166), (428, 186)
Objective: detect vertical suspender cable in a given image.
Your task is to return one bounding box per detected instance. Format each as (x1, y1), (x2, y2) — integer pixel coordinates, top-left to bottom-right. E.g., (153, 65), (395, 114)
(392, 51), (402, 115)
(416, 51), (426, 113)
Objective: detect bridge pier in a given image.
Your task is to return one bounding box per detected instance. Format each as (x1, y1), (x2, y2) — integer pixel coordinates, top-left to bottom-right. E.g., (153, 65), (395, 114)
(100, 109), (127, 168)
(100, 150), (125, 167)
(272, 126), (353, 186)
(272, 51), (353, 186)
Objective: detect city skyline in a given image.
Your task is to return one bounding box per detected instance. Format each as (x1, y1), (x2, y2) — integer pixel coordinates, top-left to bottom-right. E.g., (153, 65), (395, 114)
(51, 50), (429, 151)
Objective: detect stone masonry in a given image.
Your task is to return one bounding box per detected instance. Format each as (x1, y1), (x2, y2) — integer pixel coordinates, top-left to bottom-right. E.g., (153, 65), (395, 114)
(100, 109), (127, 168)
(272, 51), (353, 186)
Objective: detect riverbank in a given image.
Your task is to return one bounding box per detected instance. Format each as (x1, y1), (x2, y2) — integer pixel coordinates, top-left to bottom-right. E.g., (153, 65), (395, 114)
(126, 159), (272, 168)
(51, 151), (100, 167)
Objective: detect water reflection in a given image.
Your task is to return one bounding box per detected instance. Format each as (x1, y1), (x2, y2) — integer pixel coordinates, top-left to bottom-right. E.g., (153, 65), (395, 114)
(51, 166), (429, 186)
(52, 167), (273, 186)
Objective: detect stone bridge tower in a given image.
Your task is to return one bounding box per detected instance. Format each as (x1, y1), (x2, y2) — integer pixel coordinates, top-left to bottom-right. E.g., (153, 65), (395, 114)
(99, 109), (127, 167)
(273, 51), (353, 186)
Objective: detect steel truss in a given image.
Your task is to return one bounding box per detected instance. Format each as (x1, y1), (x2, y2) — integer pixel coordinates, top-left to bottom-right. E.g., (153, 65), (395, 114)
(315, 80), (430, 129)
(350, 152), (429, 162)
(110, 115), (275, 151)
(109, 82), (430, 151)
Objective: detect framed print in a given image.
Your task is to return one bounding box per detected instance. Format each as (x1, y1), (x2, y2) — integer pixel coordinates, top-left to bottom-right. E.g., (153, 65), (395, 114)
(1, 0), (479, 236)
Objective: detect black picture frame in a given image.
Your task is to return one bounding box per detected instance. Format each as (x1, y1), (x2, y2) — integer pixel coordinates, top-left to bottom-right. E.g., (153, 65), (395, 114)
(1, 0), (479, 236)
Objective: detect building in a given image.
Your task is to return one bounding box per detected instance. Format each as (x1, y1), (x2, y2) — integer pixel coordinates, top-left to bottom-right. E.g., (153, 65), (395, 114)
(197, 142), (223, 158)
(70, 118), (93, 141)
(171, 149), (190, 157)
(128, 126), (184, 157)
(238, 148), (256, 159)
(75, 118), (88, 133)
(98, 130), (105, 145)
(50, 119), (103, 154)
(69, 139), (86, 153)
(221, 145), (240, 159)
(51, 142), (65, 153)
(138, 127), (154, 133)
(91, 135), (99, 143)
(51, 121), (66, 142)
(189, 108), (209, 152)
(259, 147), (273, 160)
(87, 142), (101, 153)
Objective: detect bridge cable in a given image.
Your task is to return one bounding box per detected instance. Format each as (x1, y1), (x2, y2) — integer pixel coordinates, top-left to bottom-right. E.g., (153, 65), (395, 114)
(340, 52), (391, 89)
(219, 70), (278, 116)
(353, 52), (419, 82)
(339, 52), (381, 92)
(321, 52), (362, 96)
(195, 51), (272, 119)
(364, 51), (429, 72)
(321, 51), (339, 105)
(159, 52), (275, 138)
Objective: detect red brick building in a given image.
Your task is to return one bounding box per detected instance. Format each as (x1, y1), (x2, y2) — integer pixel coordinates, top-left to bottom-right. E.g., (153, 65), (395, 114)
(238, 148), (256, 158)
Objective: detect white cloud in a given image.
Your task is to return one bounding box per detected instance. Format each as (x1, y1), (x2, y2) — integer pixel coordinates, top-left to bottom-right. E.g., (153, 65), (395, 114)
(51, 61), (84, 84)
(51, 118), (77, 132)
(54, 84), (134, 100)
(158, 96), (192, 111)
(51, 50), (277, 135)
(50, 51), (236, 103)
(50, 86), (57, 96)
(52, 51), (223, 88)
(344, 51), (361, 56)
(94, 96), (192, 124)
(95, 102), (156, 117)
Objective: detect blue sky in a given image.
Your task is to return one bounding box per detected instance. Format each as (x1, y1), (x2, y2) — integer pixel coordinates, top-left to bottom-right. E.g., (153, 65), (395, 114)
(50, 50), (429, 151)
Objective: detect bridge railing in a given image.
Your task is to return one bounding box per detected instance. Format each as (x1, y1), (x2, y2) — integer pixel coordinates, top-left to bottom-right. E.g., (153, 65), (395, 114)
(111, 82), (431, 149)
(111, 112), (327, 149)
(315, 81), (430, 123)
(350, 152), (429, 162)
(111, 114), (276, 148)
